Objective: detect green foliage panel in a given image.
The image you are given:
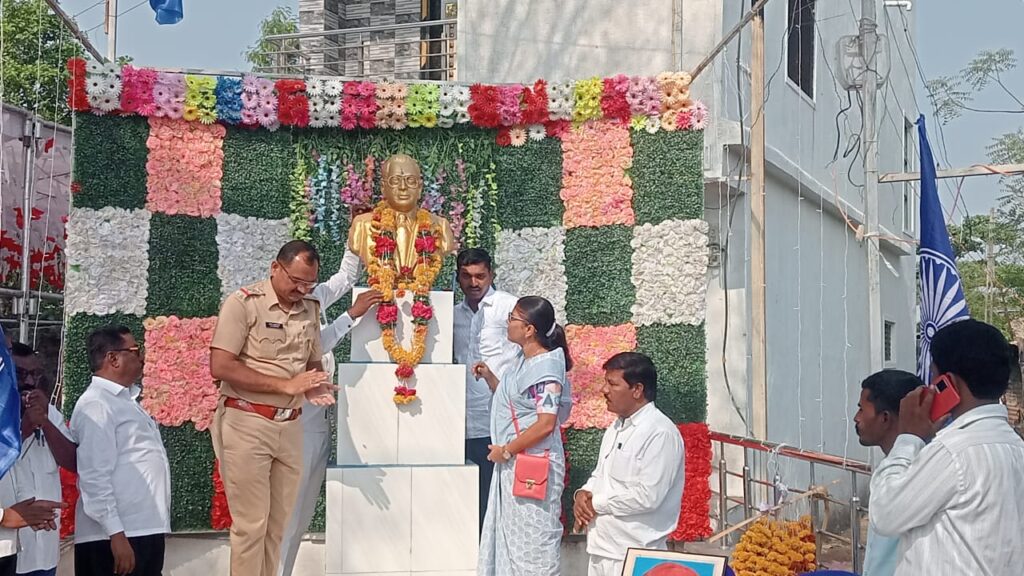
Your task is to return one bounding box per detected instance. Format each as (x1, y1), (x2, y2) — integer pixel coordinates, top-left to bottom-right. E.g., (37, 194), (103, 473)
(637, 323), (707, 423)
(222, 129), (295, 219)
(631, 130), (704, 223)
(72, 115), (150, 209)
(161, 424), (215, 531)
(146, 214), (221, 318)
(563, 428), (604, 529)
(62, 313), (145, 412)
(494, 139), (564, 230)
(564, 225), (636, 326)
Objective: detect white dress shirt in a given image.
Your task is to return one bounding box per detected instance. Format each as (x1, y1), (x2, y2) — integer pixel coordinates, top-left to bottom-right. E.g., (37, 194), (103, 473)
(453, 287), (520, 439)
(69, 376), (171, 544)
(870, 403), (1024, 575)
(0, 471), (17, 558)
(580, 402), (685, 561)
(303, 249), (362, 430)
(12, 405), (71, 572)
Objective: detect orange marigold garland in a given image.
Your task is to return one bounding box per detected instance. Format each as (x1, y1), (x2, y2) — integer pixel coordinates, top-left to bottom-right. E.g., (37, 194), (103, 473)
(731, 516), (816, 576)
(366, 201), (444, 404)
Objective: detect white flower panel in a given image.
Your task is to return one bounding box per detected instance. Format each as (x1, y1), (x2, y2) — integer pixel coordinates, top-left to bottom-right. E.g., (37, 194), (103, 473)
(495, 226), (568, 325)
(65, 207), (151, 316)
(631, 219), (709, 326)
(216, 214), (292, 296)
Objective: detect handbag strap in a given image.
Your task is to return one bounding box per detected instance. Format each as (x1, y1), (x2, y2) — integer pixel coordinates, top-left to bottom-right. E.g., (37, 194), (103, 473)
(508, 398), (551, 457)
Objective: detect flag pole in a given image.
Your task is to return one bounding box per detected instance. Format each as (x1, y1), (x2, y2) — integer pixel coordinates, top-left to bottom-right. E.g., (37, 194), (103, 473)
(106, 0), (118, 62)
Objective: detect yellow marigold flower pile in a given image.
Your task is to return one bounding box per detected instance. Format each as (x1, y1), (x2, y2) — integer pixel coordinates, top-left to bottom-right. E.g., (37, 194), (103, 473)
(731, 516), (816, 576)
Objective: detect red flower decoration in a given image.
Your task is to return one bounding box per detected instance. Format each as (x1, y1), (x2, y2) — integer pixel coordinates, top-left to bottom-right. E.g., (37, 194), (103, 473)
(211, 458), (233, 530)
(275, 79), (310, 127)
(414, 235), (437, 254)
(468, 84), (501, 128)
(411, 301), (433, 321)
(395, 365), (415, 380)
(374, 235), (397, 256)
(71, 181), (82, 194)
(496, 127), (512, 147)
(376, 303), (399, 325)
(522, 79), (550, 125)
(66, 58), (90, 112)
(59, 466), (79, 539)
(601, 75), (632, 124)
(669, 422), (713, 542)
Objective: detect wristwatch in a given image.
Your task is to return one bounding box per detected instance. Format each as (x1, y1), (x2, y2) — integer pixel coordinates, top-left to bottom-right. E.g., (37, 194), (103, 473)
(501, 446), (513, 461)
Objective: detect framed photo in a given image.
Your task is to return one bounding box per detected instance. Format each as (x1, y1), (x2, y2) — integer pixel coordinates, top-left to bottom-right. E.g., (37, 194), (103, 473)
(622, 548), (728, 576)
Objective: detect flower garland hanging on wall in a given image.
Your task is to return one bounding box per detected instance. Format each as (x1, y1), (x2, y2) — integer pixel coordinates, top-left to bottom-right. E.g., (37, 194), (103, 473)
(366, 203), (445, 404)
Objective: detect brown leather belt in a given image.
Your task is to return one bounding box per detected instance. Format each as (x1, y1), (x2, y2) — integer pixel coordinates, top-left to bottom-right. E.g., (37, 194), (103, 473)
(224, 397), (301, 422)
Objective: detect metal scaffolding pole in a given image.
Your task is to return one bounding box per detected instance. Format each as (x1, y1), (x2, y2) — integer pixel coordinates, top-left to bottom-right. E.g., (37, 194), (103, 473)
(18, 116), (39, 343)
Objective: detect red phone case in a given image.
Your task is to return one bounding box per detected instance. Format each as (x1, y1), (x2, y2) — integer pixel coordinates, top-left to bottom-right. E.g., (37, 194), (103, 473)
(928, 375), (961, 422)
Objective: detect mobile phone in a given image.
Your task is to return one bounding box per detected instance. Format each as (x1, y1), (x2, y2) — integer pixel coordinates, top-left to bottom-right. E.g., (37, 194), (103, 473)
(928, 374), (961, 422)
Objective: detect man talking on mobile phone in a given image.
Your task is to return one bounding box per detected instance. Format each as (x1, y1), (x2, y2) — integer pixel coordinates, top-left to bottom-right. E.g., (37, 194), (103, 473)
(870, 319), (1024, 574)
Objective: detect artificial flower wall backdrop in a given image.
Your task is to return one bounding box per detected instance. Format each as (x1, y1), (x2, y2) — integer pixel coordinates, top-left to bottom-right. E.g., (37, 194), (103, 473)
(61, 60), (712, 541)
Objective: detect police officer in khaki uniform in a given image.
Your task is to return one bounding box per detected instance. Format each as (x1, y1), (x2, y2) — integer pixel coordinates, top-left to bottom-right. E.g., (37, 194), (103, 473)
(209, 240), (336, 576)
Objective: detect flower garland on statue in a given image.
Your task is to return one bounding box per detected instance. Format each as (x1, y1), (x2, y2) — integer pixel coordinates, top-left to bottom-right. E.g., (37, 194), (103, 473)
(366, 203), (444, 405)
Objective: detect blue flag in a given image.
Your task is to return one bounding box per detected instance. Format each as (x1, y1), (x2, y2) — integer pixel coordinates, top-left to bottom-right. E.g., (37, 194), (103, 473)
(150, 0), (183, 25)
(917, 115), (969, 384)
(0, 325), (22, 480)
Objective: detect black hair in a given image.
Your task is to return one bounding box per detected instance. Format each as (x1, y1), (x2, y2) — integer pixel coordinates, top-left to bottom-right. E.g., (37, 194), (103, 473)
(516, 296), (573, 371)
(10, 342), (34, 358)
(276, 240), (320, 266)
(86, 325), (134, 373)
(456, 248), (493, 272)
(931, 318), (1011, 401)
(861, 369), (921, 415)
(603, 351), (658, 402)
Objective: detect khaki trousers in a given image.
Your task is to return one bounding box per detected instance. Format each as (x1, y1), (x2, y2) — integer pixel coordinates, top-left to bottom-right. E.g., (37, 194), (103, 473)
(212, 400), (303, 576)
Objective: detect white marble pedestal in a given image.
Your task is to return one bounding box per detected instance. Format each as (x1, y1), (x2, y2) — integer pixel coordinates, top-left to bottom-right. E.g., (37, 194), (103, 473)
(326, 291), (479, 575)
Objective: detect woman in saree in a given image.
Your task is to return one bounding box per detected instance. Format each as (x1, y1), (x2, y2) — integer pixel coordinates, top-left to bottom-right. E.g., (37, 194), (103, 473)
(474, 295), (574, 576)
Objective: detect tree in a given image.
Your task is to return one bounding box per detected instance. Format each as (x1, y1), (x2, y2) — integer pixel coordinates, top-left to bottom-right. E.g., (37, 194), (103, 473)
(243, 6), (300, 72)
(0, 0), (83, 124)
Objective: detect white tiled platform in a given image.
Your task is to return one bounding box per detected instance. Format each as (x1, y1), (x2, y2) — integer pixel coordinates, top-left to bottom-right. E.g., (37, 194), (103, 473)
(325, 466), (479, 575)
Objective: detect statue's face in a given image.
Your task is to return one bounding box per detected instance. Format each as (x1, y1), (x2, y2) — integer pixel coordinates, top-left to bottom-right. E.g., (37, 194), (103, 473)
(381, 155), (423, 212)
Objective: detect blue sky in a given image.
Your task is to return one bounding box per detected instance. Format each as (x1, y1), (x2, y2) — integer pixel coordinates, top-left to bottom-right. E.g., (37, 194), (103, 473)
(58, 0), (1024, 218)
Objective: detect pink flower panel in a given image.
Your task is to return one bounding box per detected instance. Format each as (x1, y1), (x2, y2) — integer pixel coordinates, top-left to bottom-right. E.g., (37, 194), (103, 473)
(146, 117), (225, 217)
(565, 323), (637, 429)
(141, 315), (219, 430)
(560, 120), (635, 228)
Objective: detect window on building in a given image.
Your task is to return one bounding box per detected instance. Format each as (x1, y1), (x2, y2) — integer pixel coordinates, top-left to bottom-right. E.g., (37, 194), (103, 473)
(903, 117), (917, 234)
(884, 320), (895, 364)
(787, 0), (816, 98)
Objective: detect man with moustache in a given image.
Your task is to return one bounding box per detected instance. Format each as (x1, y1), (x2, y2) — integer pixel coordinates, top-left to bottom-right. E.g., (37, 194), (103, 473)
(852, 369), (921, 576)
(572, 352), (685, 576)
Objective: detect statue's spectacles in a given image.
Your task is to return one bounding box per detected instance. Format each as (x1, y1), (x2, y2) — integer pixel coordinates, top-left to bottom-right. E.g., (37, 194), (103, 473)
(386, 175), (422, 188)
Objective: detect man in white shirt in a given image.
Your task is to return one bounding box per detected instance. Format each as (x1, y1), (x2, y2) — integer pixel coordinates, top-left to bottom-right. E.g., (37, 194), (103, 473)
(11, 343), (77, 576)
(573, 352), (685, 576)
(871, 319), (1024, 574)
(70, 326), (172, 576)
(452, 248), (519, 531)
(278, 250), (380, 576)
(852, 369), (920, 576)
(0, 471), (63, 576)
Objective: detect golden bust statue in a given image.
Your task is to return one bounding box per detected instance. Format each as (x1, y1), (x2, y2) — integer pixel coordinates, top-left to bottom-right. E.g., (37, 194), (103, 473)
(347, 153), (456, 270)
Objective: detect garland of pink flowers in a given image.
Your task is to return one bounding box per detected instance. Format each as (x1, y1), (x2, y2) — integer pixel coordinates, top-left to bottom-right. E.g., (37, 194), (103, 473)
(67, 59), (707, 146)
(140, 315), (220, 430)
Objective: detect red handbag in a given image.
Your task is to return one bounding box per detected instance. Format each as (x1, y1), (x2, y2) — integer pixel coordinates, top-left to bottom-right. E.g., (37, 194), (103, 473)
(509, 399), (550, 500)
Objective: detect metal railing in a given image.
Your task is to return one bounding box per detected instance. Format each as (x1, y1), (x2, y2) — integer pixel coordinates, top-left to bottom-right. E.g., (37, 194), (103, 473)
(710, 431), (872, 573)
(253, 19), (458, 81)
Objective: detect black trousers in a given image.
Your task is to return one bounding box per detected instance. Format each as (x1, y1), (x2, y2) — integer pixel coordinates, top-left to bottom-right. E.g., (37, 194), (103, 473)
(75, 534), (166, 576)
(466, 436), (496, 534)
(0, 554), (16, 576)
